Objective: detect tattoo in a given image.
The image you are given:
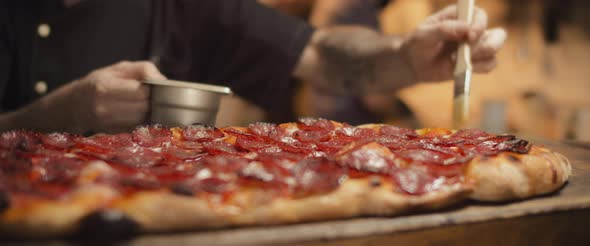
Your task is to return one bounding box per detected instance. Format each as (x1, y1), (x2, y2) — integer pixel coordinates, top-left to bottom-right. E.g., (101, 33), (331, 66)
(310, 27), (412, 96)
(315, 27), (379, 95)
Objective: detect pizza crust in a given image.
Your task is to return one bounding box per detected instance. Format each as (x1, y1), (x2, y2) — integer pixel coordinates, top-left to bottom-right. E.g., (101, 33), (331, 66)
(466, 146), (571, 201)
(0, 184), (118, 238)
(113, 178), (471, 233)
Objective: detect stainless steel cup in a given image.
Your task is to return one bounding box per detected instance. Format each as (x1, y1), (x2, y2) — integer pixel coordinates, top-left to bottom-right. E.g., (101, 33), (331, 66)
(143, 80), (232, 127)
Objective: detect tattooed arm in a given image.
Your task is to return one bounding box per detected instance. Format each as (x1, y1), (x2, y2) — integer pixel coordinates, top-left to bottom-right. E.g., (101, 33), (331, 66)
(295, 26), (413, 95)
(294, 5), (506, 95)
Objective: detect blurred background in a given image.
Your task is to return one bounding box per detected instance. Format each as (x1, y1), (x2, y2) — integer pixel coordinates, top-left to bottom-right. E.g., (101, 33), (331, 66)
(217, 0), (590, 142)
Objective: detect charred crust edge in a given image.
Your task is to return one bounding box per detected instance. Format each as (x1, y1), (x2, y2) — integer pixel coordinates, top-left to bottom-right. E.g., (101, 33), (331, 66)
(0, 191), (9, 213)
(509, 139), (532, 154)
(505, 154), (520, 162)
(171, 183), (195, 196)
(369, 177), (382, 187)
(74, 209), (139, 241)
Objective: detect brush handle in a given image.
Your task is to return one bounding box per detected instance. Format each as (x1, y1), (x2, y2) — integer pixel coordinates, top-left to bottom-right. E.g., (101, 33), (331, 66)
(454, 0), (475, 76)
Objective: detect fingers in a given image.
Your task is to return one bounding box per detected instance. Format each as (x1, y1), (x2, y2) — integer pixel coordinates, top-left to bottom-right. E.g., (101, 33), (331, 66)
(70, 61), (161, 133)
(471, 28), (505, 74)
(471, 28), (507, 60)
(471, 7), (488, 35)
(95, 100), (149, 130)
(473, 58), (497, 73)
(465, 28), (506, 74)
(96, 78), (150, 101)
(113, 61), (167, 81)
(424, 5), (487, 42)
(420, 20), (472, 43)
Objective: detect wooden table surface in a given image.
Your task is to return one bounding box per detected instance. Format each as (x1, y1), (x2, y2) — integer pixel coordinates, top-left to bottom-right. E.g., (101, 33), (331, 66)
(8, 139), (590, 246)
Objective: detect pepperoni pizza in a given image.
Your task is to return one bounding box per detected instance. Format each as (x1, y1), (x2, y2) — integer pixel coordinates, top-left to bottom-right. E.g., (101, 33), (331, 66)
(0, 118), (571, 239)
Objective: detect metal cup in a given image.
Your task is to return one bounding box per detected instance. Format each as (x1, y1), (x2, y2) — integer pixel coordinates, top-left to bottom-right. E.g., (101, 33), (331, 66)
(144, 80), (232, 127)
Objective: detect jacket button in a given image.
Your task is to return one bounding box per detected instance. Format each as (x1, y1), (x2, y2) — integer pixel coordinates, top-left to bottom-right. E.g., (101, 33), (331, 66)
(37, 23), (51, 38)
(34, 81), (48, 95)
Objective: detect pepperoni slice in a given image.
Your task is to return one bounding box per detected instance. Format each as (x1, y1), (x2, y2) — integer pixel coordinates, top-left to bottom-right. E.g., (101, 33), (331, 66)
(335, 142), (395, 174)
(132, 125), (172, 147)
(374, 136), (407, 150)
(72, 139), (112, 160)
(77, 133), (135, 151)
(267, 126), (291, 142)
(293, 129), (331, 143)
(111, 146), (163, 168)
(224, 128), (267, 142)
(396, 149), (451, 164)
(74, 134), (136, 161)
(416, 142), (467, 159)
(248, 122), (278, 137)
(256, 151), (305, 163)
(29, 156), (83, 184)
(171, 139), (203, 150)
(430, 129), (492, 146)
(391, 166), (437, 195)
(182, 124), (225, 142)
(163, 145), (206, 160)
(0, 158), (32, 176)
(238, 162), (277, 183)
(177, 156), (247, 194)
(278, 141), (314, 155)
(316, 138), (351, 155)
(238, 161), (291, 192)
(297, 118), (335, 131)
(0, 131), (41, 151)
(203, 141), (241, 155)
(202, 155), (248, 173)
(335, 127), (377, 140)
(0, 149), (11, 160)
(236, 137), (272, 151)
(41, 133), (76, 149)
(293, 158), (346, 195)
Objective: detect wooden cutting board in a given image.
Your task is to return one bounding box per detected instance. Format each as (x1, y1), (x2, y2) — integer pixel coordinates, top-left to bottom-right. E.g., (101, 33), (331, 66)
(128, 139), (590, 246)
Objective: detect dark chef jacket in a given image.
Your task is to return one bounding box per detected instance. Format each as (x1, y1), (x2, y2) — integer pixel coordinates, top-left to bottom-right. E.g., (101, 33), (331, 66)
(0, 0), (313, 121)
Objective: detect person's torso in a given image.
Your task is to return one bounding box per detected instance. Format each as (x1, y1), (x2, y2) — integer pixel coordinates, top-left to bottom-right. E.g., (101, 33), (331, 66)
(3, 0), (152, 110)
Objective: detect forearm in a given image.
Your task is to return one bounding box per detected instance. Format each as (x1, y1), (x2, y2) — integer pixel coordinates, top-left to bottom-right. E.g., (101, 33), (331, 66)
(0, 110), (19, 132)
(294, 26), (415, 96)
(0, 81), (85, 133)
(0, 97), (73, 133)
(0, 106), (47, 132)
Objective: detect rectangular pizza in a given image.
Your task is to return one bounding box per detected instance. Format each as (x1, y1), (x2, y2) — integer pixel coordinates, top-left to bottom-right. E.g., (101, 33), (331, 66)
(0, 118), (570, 240)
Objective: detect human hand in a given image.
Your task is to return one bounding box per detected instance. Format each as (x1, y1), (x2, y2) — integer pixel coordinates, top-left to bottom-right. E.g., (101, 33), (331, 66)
(401, 5), (507, 83)
(37, 61), (165, 133)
